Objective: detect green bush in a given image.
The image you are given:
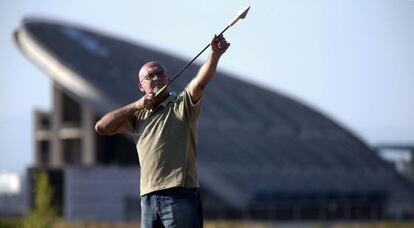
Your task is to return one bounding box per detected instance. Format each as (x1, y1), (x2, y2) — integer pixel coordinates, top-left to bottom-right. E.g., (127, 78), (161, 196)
(23, 172), (58, 228)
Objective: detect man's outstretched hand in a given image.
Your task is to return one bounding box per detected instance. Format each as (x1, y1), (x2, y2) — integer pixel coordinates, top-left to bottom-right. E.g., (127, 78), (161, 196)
(211, 34), (230, 57)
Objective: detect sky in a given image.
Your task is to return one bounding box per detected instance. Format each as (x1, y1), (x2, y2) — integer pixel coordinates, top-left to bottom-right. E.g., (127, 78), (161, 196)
(1, 0), (414, 173)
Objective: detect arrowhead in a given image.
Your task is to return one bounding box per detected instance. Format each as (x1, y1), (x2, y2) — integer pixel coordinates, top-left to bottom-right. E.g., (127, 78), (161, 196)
(228, 6), (251, 26)
(238, 6), (250, 19)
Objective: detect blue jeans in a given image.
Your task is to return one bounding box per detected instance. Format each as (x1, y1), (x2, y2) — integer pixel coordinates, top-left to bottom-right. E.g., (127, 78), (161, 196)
(140, 187), (203, 228)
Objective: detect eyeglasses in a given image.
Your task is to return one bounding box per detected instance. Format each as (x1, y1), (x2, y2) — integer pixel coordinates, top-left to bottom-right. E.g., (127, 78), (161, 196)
(140, 70), (167, 84)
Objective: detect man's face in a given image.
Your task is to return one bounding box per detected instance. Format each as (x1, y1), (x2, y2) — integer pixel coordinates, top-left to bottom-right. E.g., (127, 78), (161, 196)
(138, 62), (169, 94)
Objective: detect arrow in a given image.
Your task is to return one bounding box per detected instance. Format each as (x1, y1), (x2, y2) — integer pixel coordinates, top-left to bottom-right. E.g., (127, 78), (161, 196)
(155, 6), (251, 97)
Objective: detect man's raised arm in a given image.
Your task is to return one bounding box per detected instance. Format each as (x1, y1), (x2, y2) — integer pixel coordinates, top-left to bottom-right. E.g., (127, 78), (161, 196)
(187, 35), (230, 103)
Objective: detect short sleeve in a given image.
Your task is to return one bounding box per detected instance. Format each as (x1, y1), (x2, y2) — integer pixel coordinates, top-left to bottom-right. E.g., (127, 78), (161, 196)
(174, 88), (202, 123)
(127, 111), (138, 132)
(185, 88), (202, 122)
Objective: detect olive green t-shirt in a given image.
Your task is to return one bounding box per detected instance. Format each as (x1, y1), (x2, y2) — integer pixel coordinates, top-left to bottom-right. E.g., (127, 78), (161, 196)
(128, 89), (201, 196)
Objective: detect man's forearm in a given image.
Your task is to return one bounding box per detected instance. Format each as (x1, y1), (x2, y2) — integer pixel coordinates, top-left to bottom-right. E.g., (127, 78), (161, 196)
(95, 102), (141, 135)
(188, 53), (221, 101)
(196, 53), (220, 88)
(187, 35), (229, 102)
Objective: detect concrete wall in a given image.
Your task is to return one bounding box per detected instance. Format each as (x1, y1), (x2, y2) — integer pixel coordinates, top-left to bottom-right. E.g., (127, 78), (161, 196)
(64, 167), (140, 222)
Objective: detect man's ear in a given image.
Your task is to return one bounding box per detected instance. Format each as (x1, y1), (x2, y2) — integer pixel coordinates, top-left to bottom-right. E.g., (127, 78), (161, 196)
(138, 83), (144, 93)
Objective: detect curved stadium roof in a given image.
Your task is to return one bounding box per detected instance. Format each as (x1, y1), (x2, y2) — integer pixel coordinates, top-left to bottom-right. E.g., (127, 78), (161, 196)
(15, 18), (414, 210)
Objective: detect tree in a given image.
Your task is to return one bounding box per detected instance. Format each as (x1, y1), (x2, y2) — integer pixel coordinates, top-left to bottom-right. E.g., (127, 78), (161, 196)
(23, 172), (58, 228)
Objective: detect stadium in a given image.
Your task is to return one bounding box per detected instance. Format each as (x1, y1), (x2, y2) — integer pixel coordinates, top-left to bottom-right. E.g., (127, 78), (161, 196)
(9, 17), (414, 226)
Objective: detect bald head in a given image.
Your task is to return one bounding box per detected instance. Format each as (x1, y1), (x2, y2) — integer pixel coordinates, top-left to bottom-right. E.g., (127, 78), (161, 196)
(137, 61), (169, 96)
(138, 61), (166, 81)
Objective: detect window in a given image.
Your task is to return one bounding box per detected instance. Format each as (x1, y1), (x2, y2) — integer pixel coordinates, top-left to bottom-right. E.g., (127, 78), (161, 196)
(63, 139), (81, 165)
(38, 140), (50, 165)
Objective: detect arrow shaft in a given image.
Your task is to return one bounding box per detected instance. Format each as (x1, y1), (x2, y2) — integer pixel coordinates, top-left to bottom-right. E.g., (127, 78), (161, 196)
(155, 25), (230, 97)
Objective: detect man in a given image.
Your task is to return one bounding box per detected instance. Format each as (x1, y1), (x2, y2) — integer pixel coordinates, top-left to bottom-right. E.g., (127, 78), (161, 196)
(95, 34), (230, 227)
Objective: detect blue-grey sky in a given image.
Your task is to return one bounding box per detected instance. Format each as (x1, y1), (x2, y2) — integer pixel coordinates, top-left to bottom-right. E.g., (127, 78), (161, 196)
(1, 0), (414, 173)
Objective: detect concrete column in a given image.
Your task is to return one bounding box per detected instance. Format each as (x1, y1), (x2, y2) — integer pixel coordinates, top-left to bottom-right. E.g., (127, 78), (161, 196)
(81, 103), (96, 166)
(409, 150), (414, 182)
(50, 84), (63, 166)
(33, 111), (41, 165)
